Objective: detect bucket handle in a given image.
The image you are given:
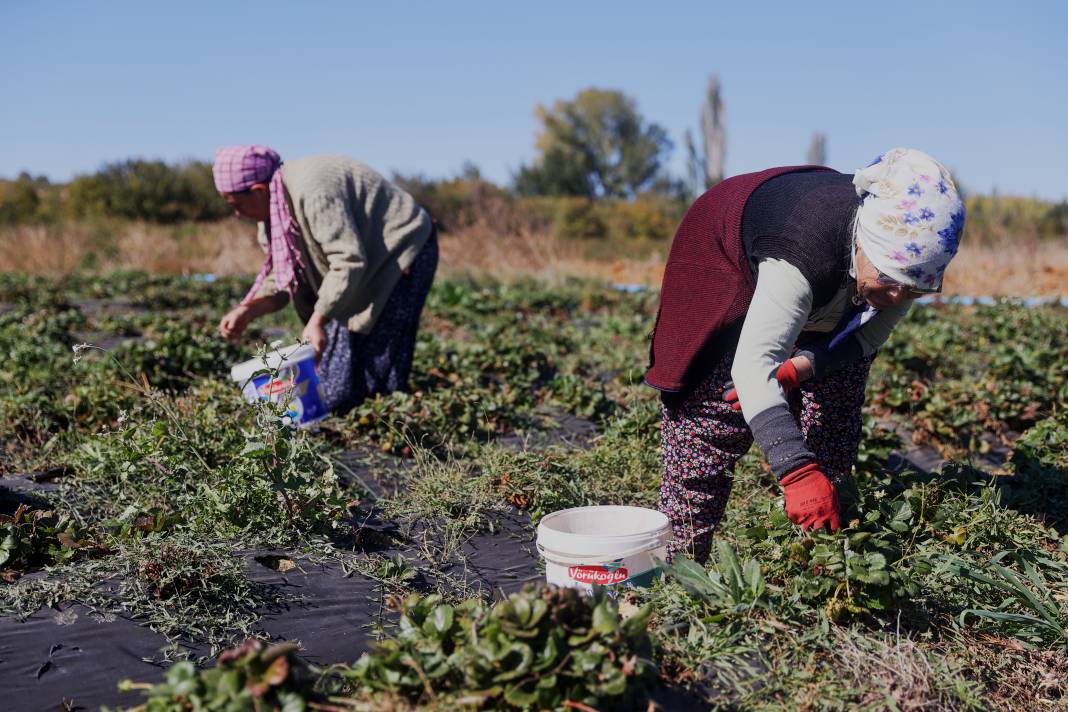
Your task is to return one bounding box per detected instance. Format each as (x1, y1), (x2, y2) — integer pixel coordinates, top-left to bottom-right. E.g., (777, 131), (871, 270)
(536, 540), (667, 567)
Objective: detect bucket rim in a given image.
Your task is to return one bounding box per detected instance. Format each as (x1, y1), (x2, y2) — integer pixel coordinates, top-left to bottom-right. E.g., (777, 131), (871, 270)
(535, 505), (671, 560)
(537, 541), (670, 566)
(230, 343), (316, 383)
(537, 505), (669, 537)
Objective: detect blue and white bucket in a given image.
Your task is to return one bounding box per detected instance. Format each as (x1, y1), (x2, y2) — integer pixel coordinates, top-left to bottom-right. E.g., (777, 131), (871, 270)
(230, 343), (329, 427)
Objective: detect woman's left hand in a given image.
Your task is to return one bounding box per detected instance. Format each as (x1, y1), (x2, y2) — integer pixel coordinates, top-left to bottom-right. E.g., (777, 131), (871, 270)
(302, 314), (328, 362)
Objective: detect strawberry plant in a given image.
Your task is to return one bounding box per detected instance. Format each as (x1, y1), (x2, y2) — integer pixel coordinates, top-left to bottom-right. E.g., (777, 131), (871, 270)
(0, 504), (101, 582)
(116, 639), (320, 711)
(344, 586), (655, 710)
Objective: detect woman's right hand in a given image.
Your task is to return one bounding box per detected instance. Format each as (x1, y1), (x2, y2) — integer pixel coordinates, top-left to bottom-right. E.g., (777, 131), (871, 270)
(723, 355), (813, 411)
(219, 304), (254, 341)
(780, 462), (840, 532)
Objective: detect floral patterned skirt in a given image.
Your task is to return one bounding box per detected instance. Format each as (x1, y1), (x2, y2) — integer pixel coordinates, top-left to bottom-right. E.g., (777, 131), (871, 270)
(319, 231), (438, 415)
(658, 347), (873, 563)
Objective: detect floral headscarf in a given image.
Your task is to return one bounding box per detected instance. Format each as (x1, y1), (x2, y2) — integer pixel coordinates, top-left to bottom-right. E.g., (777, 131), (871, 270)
(212, 145), (306, 304)
(853, 148), (966, 290)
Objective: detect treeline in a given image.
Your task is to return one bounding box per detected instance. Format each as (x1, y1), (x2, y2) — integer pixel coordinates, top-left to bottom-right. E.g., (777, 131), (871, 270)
(0, 160), (230, 224)
(0, 161), (686, 243)
(2, 85), (1066, 243)
(393, 163), (684, 243)
(4, 159), (1065, 246)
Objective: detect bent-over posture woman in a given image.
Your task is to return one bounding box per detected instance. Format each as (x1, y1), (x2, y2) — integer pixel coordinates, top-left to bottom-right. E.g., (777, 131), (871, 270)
(214, 145), (437, 414)
(646, 148), (966, 562)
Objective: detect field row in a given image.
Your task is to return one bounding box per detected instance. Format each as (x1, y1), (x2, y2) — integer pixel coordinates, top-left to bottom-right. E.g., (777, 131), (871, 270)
(1, 272), (1066, 710)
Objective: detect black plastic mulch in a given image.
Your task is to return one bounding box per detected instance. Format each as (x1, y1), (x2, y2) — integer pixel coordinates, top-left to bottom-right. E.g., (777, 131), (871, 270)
(0, 602), (187, 711)
(0, 462), (543, 710)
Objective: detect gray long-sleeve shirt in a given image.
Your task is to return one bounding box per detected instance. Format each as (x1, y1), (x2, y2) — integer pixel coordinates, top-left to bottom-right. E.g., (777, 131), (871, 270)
(731, 257), (911, 476)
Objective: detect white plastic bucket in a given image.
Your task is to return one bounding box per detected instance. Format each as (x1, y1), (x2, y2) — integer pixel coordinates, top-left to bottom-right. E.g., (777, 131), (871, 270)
(230, 343), (329, 427)
(535, 505), (672, 593)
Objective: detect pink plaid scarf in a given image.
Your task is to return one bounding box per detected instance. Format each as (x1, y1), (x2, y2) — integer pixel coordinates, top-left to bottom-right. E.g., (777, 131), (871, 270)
(212, 145), (306, 304)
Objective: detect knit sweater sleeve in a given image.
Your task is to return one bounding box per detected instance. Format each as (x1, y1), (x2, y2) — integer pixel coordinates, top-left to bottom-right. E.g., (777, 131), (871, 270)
(855, 300), (912, 354)
(731, 259), (815, 477)
(303, 195), (368, 320)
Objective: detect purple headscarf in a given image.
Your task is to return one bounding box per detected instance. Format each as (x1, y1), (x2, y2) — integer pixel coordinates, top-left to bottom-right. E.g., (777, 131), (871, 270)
(213, 145), (306, 305)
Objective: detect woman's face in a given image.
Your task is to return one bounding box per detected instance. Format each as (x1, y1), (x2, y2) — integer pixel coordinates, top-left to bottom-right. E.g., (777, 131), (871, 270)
(854, 246), (916, 309)
(220, 183), (270, 221)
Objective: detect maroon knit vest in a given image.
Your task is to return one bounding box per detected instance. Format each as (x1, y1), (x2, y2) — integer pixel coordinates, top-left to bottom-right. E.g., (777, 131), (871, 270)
(645, 165), (833, 393)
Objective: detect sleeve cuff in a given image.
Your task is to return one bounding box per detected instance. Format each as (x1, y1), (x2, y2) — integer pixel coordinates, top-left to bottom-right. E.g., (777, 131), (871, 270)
(749, 404), (814, 478)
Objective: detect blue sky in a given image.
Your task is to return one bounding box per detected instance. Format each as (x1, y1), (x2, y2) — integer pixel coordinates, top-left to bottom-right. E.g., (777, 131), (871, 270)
(2, 1), (1066, 200)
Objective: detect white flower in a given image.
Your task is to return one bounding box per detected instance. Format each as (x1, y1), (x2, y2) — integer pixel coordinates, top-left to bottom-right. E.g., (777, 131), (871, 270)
(72, 342), (92, 364)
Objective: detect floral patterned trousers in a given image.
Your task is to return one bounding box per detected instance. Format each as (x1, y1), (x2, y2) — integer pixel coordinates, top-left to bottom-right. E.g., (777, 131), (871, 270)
(319, 231), (438, 415)
(658, 348), (873, 563)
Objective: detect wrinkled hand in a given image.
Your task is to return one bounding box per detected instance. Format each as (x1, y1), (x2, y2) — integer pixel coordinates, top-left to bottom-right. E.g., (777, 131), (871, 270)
(219, 305), (253, 341)
(301, 315), (328, 363)
(780, 462), (841, 532)
(723, 356), (810, 412)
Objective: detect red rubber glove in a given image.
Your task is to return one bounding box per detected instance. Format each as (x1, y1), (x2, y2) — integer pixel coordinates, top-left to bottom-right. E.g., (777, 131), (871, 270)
(723, 359), (802, 412)
(780, 463), (841, 532)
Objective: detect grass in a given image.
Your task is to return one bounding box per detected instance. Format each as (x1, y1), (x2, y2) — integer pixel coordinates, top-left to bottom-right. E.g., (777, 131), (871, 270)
(1, 271), (1067, 709)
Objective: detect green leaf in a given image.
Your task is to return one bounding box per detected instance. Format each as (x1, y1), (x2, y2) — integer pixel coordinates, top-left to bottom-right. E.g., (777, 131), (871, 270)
(865, 553), (888, 570)
(278, 691), (306, 712)
(662, 555), (715, 598)
(592, 600), (619, 635)
(240, 440), (270, 458)
(430, 604), (455, 634)
(741, 526), (768, 541)
(0, 533), (14, 567)
(744, 559), (764, 597)
(716, 539), (745, 589)
(511, 595), (531, 625)
(492, 643), (534, 682)
(503, 681), (538, 707)
(959, 609), (1055, 629)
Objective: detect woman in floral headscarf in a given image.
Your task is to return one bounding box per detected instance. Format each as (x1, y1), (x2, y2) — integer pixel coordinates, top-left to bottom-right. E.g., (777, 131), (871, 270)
(213, 146), (437, 414)
(646, 148), (965, 563)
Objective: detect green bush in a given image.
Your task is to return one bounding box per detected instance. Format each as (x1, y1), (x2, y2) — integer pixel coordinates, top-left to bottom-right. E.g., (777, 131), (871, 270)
(67, 159), (230, 223)
(551, 196), (608, 240)
(0, 160), (230, 225)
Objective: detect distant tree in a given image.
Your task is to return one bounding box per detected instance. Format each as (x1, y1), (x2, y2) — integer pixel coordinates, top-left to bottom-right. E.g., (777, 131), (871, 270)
(700, 74), (726, 186)
(458, 161), (482, 182)
(0, 173), (47, 224)
(1039, 200), (1068, 238)
(514, 146), (593, 197)
(807, 132), (827, 165)
(395, 163), (512, 232)
(683, 129), (706, 200)
(514, 88), (673, 199)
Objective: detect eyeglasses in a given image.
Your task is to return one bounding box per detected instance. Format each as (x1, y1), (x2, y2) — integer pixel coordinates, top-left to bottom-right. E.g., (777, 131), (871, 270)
(875, 270), (942, 297)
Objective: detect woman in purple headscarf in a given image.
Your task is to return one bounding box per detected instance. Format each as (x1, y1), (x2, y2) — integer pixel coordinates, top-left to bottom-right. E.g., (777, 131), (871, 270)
(213, 145), (437, 414)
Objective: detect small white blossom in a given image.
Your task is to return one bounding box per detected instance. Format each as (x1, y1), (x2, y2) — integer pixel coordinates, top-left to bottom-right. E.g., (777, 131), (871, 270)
(72, 343), (92, 364)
